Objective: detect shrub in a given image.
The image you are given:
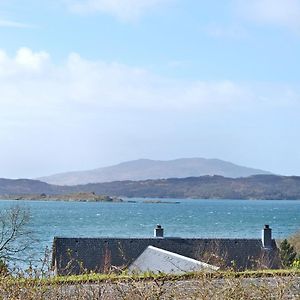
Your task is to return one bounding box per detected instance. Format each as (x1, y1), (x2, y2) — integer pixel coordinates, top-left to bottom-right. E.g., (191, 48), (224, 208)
(279, 239), (297, 268)
(292, 258), (300, 270)
(0, 259), (8, 276)
(288, 230), (300, 254)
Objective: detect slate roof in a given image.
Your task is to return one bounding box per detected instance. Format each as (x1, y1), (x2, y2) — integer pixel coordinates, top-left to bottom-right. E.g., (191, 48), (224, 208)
(52, 237), (279, 275)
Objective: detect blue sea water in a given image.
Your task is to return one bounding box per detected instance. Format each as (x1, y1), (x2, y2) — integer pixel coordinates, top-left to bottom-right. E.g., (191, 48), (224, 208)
(0, 198), (299, 264)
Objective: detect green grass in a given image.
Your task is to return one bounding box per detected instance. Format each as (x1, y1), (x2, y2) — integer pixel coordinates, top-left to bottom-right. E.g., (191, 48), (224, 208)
(2, 269), (300, 286)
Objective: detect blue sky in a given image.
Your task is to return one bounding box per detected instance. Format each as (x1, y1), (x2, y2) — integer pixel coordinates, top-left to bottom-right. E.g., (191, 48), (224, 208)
(0, 0), (300, 178)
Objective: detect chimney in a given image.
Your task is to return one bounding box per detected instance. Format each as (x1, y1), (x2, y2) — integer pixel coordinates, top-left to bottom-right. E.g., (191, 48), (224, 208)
(154, 224), (164, 238)
(262, 224), (272, 249)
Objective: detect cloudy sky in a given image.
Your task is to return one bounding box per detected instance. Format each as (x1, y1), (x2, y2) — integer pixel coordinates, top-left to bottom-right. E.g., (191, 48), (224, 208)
(0, 0), (300, 178)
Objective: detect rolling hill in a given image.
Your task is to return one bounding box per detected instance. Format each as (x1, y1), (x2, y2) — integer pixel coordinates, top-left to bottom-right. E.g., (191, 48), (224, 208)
(1, 175), (300, 200)
(37, 158), (271, 186)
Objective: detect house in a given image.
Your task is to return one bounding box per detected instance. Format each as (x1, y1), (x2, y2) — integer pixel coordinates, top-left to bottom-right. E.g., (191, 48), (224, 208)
(52, 225), (280, 275)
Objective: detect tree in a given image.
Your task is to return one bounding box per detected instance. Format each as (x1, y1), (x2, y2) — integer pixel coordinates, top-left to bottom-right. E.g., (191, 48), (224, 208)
(279, 239), (297, 268)
(0, 206), (33, 263)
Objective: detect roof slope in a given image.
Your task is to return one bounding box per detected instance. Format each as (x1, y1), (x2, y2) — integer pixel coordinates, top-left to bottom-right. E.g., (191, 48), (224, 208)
(128, 245), (219, 274)
(52, 237), (279, 275)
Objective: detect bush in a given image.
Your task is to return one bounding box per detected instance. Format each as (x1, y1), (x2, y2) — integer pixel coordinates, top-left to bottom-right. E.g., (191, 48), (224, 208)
(279, 239), (297, 268)
(292, 258), (300, 270)
(289, 230), (300, 254)
(0, 259), (8, 276)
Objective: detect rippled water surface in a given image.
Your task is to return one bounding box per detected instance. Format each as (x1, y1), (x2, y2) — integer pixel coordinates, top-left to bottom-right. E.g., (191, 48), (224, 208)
(0, 198), (299, 262)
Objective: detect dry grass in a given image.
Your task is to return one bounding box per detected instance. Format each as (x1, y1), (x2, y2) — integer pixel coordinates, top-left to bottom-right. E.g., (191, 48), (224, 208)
(1, 271), (300, 299)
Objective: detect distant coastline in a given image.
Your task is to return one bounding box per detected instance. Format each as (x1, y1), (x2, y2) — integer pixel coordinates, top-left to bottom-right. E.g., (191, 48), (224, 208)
(0, 192), (123, 202)
(0, 195), (182, 204)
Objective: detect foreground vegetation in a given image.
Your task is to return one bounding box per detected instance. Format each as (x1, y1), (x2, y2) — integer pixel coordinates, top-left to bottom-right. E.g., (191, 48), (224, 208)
(1, 270), (300, 299)
(2, 239), (299, 299)
(1, 205), (300, 299)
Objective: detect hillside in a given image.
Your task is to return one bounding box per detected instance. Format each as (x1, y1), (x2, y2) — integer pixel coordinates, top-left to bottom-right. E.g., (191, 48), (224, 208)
(68, 175), (300, 200)
(1, 175), (300, 200)
(37, 158), (271, 186)
(0, 178), (60, 195)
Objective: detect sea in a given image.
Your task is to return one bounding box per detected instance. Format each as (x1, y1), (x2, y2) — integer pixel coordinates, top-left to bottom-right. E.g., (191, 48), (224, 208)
(0, 198), (299, 265)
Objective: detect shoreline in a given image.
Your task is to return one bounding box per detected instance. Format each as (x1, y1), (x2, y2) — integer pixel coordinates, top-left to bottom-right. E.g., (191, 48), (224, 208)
(0, 192), (123, 202)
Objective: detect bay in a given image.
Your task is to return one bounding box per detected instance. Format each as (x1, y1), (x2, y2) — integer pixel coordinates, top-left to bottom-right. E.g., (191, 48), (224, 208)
(0, 198), (299, 265)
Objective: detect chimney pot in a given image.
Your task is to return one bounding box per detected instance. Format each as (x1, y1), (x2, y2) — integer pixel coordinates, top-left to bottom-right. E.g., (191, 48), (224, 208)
(154, 224), (164, 238)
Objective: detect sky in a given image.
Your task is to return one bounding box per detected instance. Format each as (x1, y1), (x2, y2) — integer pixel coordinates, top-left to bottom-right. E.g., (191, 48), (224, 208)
(0, 0), (300, 178)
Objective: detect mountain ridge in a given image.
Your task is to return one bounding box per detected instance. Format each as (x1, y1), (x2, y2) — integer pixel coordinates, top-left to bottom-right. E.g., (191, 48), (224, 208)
(37, 158), (271, 186)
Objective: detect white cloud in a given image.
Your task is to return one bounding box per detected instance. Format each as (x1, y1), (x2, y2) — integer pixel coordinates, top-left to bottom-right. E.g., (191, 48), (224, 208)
(0, 48), (248, 117)
(234, 0), (300, 31)
(204, 23), (247, 39)
(15, 47), (49, 70)
(0, 47), (299, 177)
(0, 47), (298, 119)
(0, 47), (49, 78)
(0, 19), (33, 28)
(65, 0), (170, 21)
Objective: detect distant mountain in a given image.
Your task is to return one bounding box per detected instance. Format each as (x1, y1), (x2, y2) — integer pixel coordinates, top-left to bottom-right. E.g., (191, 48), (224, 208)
(37, 158), (271, 186)
(1, 175), (300, 200)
